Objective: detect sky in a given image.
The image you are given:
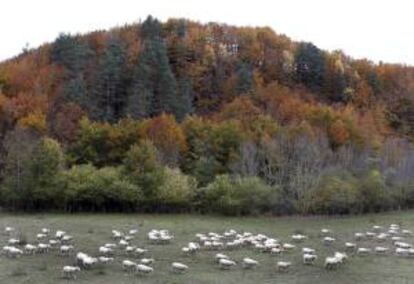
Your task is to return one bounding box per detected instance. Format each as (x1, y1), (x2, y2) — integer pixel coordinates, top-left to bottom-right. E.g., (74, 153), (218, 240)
(1, 0), (413, 65)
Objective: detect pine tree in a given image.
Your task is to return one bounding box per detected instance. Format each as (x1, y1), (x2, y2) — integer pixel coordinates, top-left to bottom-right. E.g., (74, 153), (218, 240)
(93, 37), (128, 122)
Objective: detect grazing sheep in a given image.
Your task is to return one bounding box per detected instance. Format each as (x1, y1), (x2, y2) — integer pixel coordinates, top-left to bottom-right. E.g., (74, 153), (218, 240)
(219, 258), (236, 270)
(125, 245), (137, 254)
(372, 225), (383, 231)
(55, 230), (66, 239)
(36, 233), (47, 240)
(357, 248), (371, 256)
(365, 232), (376, 239)
(215, 253), (229, 263)
(376, 233), (389, 242)
(277, 261), (291, 272)
(104, 243), (117, 249)
(321, 228), (332, 235)
(129, 229), (138, 235)
(49, 239), (59, 247)
(112, 230), (124, 240)
(4, 226), (15, 235)
(140, 258), (155, 265)
(171, 262), (189, 274)
(76, 252), (89, 266)
(24, 244), (37, 255)
(402, 229), (412, 236)
(122, 260), (137, 273)
(99, 246), (113, 256)
(63, 266), (81, 280)
(395, 247), (409, 257)
(394, 241), (412, 249)
(61, 235), (73, 244)
(98, 256), (114, 264)
(375, 246), (389, 254)
(324, 257), (340, 270)
(242, 257), (259, 269)
(323, 237), (335, 245)
(271, 247), (282, 255)
(8, 238), (20, 245)
(82, 256), (98, 269)
(37, 243), (51, 254)
(302, 247), (315, 254)
(291, 234), (307, 243)
(303, 253), (317, 265)
(136, 264), (154, 275)
(135, 248), (148, 256)
(354, 232), (365, 240)
(334, 252), (348, 263)
(345, 242), (356, 250)
(60, 245), (74, 256)
(119, 239), (129, 247)
(4, 246), (23, 258)
(41, 228), (50, 235)
(282, 243), (295, 251)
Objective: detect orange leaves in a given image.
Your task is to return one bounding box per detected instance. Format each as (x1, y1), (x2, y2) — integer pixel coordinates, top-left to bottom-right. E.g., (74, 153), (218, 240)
(3, 92), (48, 122)
(328, 119), (350, 147)
(143, 114), (187, 165)
(18, 111), (46, 133)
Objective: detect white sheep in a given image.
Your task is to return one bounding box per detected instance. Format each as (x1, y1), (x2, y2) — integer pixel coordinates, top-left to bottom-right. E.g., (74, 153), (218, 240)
(60, 245), (74, 256)
(303, 253), (317, 265)
(321, 228), (332, 235)
(219, 258), (236, 270)
(334, 252), (348, 263)
(129, 229), (138, 235)
(36, 233), (47, 240)
(98, 256), (114, 264)
(323, 237), (335, 245)
(271, 247), (282, 255)
(345, 242), (356, 250)
(402, 229), (412, 236)
(282, 243), (295, 251)
(291, 234), (307, 243)
(277, 261), (291, 272)
(37, 243), (51, 254)
(4, 226), (15, 235)
(242, 257), (259, 269)
(41, 228), (50, 235)
(357, 247), (371, 255)
(99, 246), (113, 256)
(394, 241), (412, 249)
(24, 244), (37, 255)
(61, 235), (73, 244)
(4, 246), (23, 258)
(395, 247), (409, 257)
(82, 256), (98, 269)
(136, 264), (154, 274)
(302, 247), (315, 254)
(140, 258), (155, 265)
(125, 245), (137, 254)
(112, 230), (124, 240)
(215, 253), (229, 263)
(135, 248), (148, 256)
(55, 230), (66, 239)
(122, 260), (137, 273)
(354, 232), (365, 240)
(62, 266), (81, 280)
(171, 262), (189, 274)
(375, 246), (389, 254)
(324, 256), (340, 270)
(119, 239), (129, 247)
(8, 238), (20, 245)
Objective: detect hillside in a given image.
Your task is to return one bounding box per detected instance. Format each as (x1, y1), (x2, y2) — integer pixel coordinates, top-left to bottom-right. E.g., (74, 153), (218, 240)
(0, 16), (413, 214)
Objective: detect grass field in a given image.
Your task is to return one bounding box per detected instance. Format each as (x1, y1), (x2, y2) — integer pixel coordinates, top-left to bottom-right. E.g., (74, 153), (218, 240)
(1, 211), (414, 284)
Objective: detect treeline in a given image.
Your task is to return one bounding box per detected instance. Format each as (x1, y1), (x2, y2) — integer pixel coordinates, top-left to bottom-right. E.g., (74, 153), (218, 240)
(0, 16), (413, 215)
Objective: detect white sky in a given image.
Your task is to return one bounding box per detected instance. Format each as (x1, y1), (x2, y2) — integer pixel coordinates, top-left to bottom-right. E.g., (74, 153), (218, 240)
(1, 0), (413, 65)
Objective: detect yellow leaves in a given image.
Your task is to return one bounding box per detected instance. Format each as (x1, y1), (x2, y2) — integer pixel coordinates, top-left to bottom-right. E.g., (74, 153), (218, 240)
(18, 111), (46, 133)
(328, 119), (350, 147)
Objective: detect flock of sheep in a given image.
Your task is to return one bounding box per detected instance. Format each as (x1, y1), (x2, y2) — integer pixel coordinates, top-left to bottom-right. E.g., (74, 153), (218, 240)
(1, 222), (414, 280)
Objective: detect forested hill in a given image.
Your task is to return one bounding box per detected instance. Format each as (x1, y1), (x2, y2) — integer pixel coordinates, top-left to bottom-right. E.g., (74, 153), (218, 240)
(0, 16), (414, 214)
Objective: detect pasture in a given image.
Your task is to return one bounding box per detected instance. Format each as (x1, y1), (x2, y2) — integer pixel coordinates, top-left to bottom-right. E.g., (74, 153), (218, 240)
(1, 211), (414, 284)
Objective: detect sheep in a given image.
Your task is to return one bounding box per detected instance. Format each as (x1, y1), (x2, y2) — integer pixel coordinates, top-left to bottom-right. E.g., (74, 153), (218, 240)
(24, 244), (37, 255)
(303, 253), (317, 265)
(354, 232), (365, 240)
(372, 225), (383, 232)
(60, 245), (74, 256)
(345, 242), (356, 251)
(55, 230), (66, 239)
(76, 252), (89, 266)
(140, 258), (155, 265)
(82, 256), (98, 269)
(323, 237), (335, 245)
(99, 246), (113, 256)
(171, 262), (189, 274)
(136, 264), (154, 275)
(112, 230), (124, 240)
(324, 257), (340, 270)
(218, 258), (236, 270)
(129, 229), (138, 235)
(375, 246), (389, 254)
(242, 257), (259, 269)
(334, 252), (348, 263)
(402, 229), (412, 236)
(125, 245), (137, 254)
(365, 231), (376, 239)
(135, 248), (148, 256)
(119, 239), (129, 247)
(321, 228), (332, 235)
(302, 247), (315, 254)
(270, 247), (282, 255)
(394, 241), (412, 249)
(41, 228), (50, 235)
(62, 266), (81, 280)
(4, 226), (15, 235)
(37, 243), (51, 254)
(357, 247), (371, 256)
(8, 238), (20, 245)
(376, 233), (389, 242)
(395, 247), (409, 257)
(98, 256), (114, 264)
(122, 260), (137, 273)
(291, 234), (307, 243)
(277, 261), (291, 272)
(391, 236), (404, 242)
(4, 246), (23, 258)
(215, 253), (229, 263)
(104, 243), (117, 249)
(282, 243), (295, 251)
(49, 239), (59, 247)
(36, 233), (47, 240)
(61, 235), (73, 244)
(124, 235), (134, 242)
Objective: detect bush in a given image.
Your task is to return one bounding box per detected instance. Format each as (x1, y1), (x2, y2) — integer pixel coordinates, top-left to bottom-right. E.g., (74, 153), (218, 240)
(156, 167), (197, 211)
(201, 175), (279, 216)
(358, 170), (389, 212)
(309, 171), (361, 214)
(61, 164), (142, 212)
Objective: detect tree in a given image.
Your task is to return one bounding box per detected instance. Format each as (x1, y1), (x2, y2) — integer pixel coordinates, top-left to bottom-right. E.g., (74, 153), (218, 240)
(92, 37), (128, 122)
(30, 138), (64, 209)
(295, 42), (326, 92)
(127, 16), (180, 119)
